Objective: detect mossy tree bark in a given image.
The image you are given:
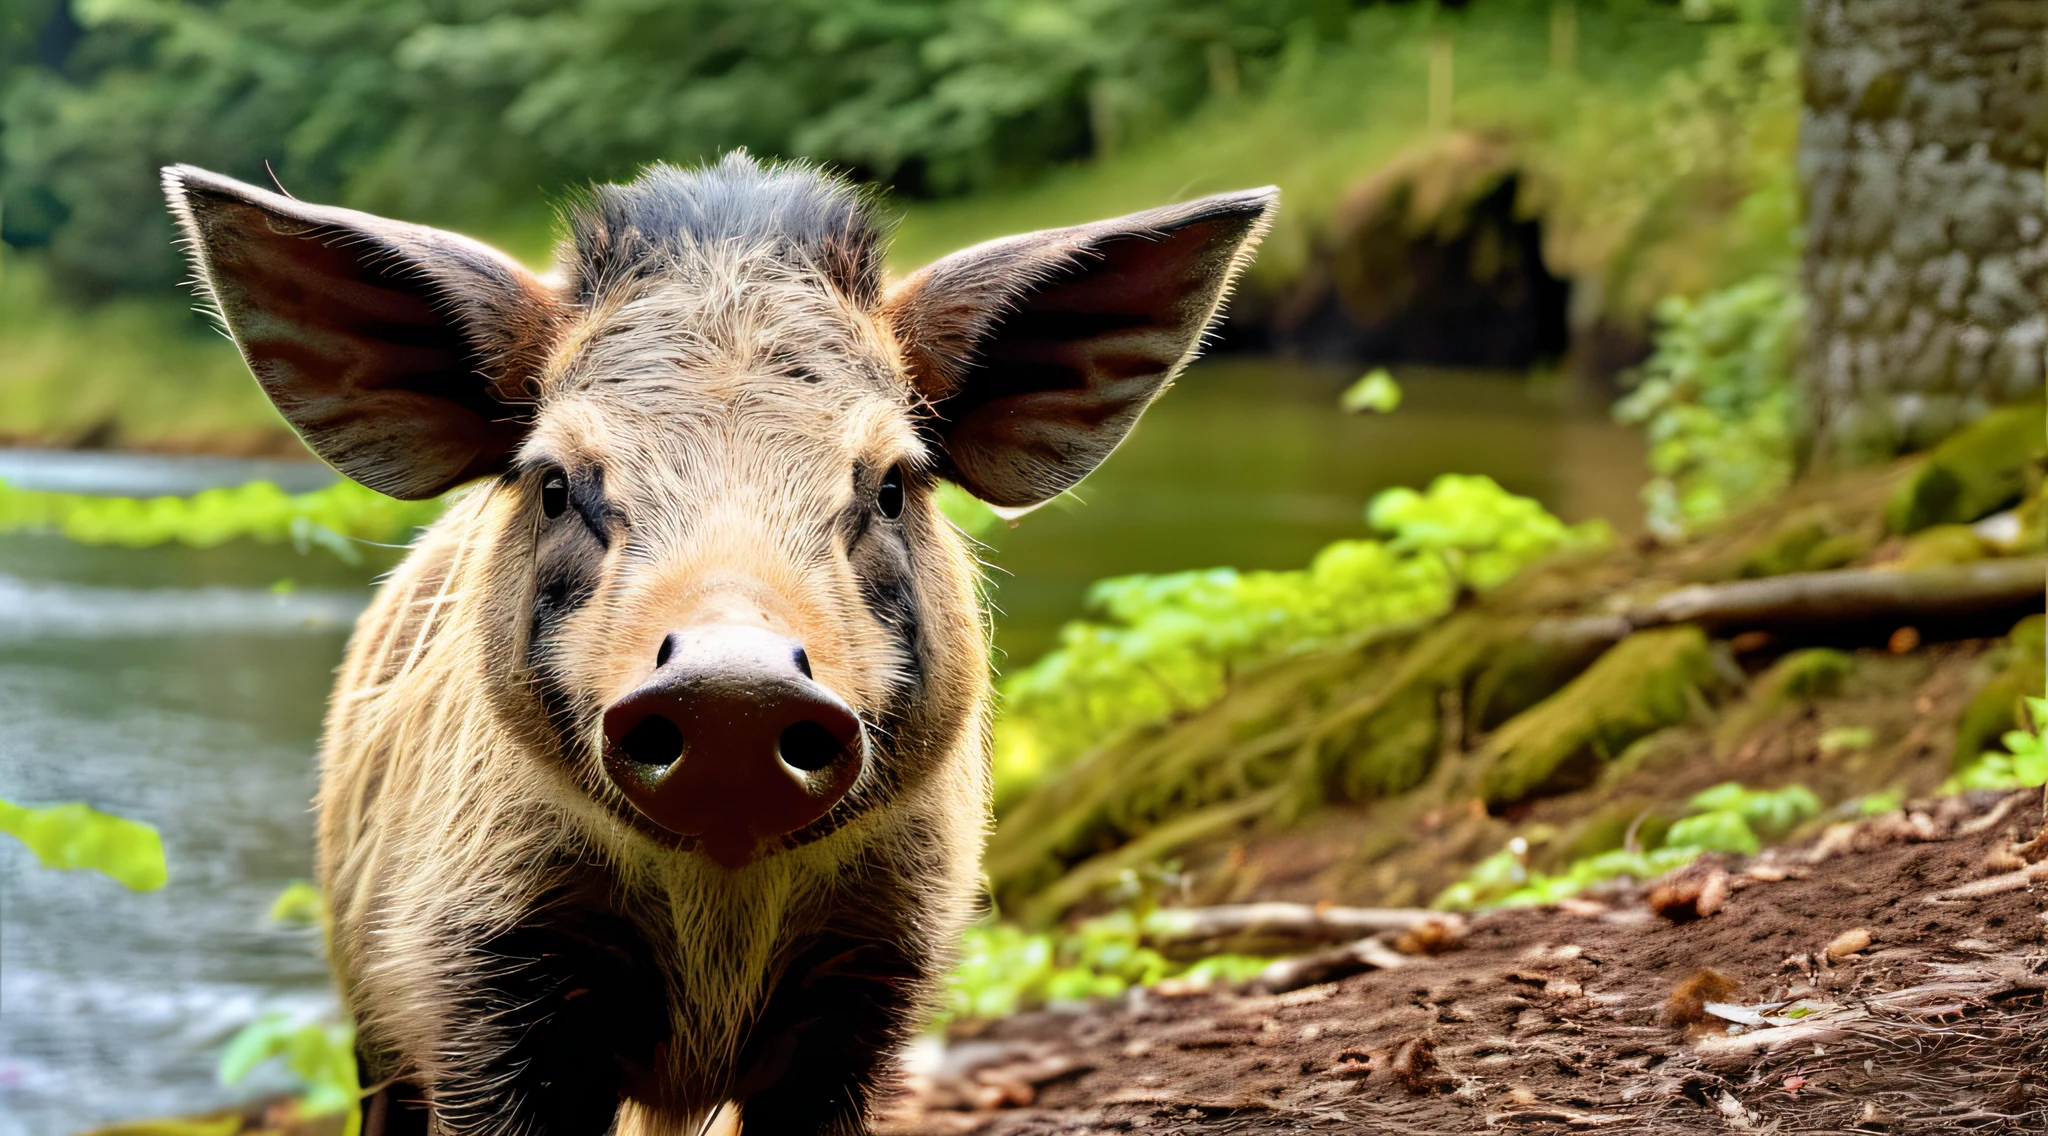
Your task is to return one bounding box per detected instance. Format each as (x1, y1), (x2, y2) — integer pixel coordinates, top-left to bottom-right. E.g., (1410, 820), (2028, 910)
(1799, 0), (2048, 465)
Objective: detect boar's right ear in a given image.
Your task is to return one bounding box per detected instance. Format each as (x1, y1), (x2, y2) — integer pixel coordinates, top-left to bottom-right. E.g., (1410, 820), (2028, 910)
(162, 166), (563, 500)
(882, 187), (1276, 510)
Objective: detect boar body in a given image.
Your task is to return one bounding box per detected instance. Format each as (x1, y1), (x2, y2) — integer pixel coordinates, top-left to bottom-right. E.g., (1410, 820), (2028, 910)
(165, 155), (1272, 1134)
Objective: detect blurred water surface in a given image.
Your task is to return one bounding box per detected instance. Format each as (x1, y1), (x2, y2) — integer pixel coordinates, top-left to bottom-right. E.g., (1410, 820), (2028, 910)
(0, 359), (1640, 1135)
(981, 361), (1642, 663)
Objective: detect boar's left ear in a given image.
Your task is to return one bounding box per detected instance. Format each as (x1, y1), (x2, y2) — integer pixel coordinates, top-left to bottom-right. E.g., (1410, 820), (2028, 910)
(883, 187), (1276, 509)
(162, 165), (563, 500)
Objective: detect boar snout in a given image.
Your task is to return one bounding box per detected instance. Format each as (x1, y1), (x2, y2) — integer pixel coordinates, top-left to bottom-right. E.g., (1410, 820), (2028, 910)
(601, 625), (863, 866)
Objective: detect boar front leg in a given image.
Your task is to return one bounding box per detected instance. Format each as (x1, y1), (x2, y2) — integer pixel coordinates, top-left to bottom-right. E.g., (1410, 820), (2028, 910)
(733, 933), (933, 1135)
(359, 902), (670, 1136)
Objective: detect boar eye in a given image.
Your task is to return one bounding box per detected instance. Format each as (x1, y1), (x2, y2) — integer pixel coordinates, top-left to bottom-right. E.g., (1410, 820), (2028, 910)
(540, 468), (569, 519)
(877, 465), (904, 520)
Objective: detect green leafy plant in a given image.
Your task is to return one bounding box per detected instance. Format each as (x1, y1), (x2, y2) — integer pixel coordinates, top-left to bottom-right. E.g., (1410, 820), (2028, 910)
(1851, 788), (1905, 816)
(1433, 779), (1820, 910)
(941, 910), (1269, 1023)
(1944, 697), (2048, 793)
(1614, 270), (1801, 537)
(1686, 780), (1821, 841)
(221, 881), (363, 1134)
(1366, 473), (1609, 591)
(993, 474), (1608, 801)
(218, 1014), (361, 1133)
(0, 798), (168, 890)
(0, 477), (444, 562)
(1, 0), (1341, 297)
(268, 880), (327, 927)
(1340, 368), (1402, 414)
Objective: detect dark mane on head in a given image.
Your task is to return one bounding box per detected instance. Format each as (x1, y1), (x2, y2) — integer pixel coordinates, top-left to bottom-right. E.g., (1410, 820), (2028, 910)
(562, 153), (889, 308)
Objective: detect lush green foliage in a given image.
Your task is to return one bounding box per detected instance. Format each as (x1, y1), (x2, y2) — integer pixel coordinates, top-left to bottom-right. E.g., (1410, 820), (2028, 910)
(3, 2), (1798, 455)
(1, 0), (1340, 296)
(1575, 20), (1803, 536)
(3, 1), (1794, 299)
(0, 470), (992, 568)
(1944, 697), (2048, 793)
(1535, 20), (1798, 316)
(221, 882), (361, 1132)
(0, 796), (167, 890)
(1614, 269), (1801, 538)
(0, 258), (280, 449)
(0, 475), (443, 561)
(1433, 780), (1820, 910)
(993, 474), (1609, 801)
(944, 911), (1270, 1023)
(1687, 779), (1823, 840)
(219, 1013), (360, 1130)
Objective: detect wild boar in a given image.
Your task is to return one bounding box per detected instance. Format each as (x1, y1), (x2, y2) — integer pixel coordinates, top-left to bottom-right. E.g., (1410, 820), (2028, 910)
(164, 153), (1273, 1135)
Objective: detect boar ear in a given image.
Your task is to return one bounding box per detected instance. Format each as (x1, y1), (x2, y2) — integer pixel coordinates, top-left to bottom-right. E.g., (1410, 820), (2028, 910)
(162, 165), (563, 500)
(883, 188), (1276, 509)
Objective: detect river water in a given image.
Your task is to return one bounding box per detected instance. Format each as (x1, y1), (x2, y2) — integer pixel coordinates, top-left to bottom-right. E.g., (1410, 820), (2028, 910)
(0, 360), (1640, 1135)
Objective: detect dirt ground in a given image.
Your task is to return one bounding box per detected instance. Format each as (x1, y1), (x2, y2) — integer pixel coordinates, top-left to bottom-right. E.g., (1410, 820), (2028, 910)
(882, 789), (2048, 1135)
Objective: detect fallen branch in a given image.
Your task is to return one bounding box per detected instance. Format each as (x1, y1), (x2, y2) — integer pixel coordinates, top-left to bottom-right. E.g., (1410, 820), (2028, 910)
(1691, 1010), (1871, 1070)
(1922, 858), (2048, 902)
(1484, 1109), (1633, 1129)
(1250, 934), (1412, 993)
(1143, 902), (1463, 960)
(1540, 556), (2047, 647)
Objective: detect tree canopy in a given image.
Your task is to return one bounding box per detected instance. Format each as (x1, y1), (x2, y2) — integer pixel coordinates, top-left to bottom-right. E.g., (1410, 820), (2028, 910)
(1, 0), (1354, 297)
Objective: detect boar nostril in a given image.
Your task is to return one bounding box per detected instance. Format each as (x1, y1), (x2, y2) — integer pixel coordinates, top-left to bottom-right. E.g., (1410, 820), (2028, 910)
(620, 714), (685, 768)
(791, 647), (812, 678)
(777, 720), (843, 772)
(655, 634), (676, 669)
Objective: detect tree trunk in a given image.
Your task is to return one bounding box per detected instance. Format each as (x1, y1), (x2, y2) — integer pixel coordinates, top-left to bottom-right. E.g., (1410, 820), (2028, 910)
(1799, 0), (2048, 466)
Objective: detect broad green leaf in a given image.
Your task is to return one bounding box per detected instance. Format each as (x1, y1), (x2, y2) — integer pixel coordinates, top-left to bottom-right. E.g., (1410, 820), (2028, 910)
(220, 1014), (361, 1123)
(0, 798), (168, 890)
(269, 881), (326, 927)
(1666, 809), (1760, 856)
(1340, 368), (1402, 414)
(1685, 781), (1819, 838)
(218, 1012), (297, 1086)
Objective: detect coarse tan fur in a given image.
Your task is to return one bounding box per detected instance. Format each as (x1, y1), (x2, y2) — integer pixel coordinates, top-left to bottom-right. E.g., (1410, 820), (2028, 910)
(163, 154), (1274, 1135)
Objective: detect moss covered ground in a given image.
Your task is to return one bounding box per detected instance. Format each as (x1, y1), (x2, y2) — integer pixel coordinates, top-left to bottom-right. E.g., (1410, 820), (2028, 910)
(988, 404), (2047, 923)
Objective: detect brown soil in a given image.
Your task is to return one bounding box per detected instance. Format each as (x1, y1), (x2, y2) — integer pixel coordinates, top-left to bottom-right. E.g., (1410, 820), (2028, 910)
(884, 790), (2048, 1135)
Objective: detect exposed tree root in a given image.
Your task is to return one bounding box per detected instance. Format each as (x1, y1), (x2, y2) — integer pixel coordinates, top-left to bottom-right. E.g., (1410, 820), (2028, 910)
(1548, 554), (2048, 645)
(1139, 902), (1461, 961)
(993, 550), (2046, 920)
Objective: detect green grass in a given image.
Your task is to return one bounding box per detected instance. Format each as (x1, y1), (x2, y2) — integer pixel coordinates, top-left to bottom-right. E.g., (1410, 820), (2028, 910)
(888, 2), (1784, 309)
(0, 256), (290, 452)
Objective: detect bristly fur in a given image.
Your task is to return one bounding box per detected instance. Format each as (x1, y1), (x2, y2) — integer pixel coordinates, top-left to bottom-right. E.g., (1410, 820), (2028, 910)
(161, 152), (1274, 1136)
(562, 154), (892, 309)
